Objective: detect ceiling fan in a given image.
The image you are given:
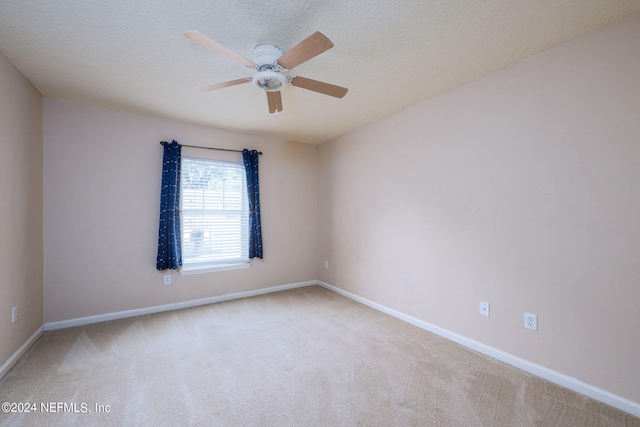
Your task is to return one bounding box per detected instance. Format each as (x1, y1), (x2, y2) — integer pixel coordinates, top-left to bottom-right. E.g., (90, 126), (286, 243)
(184, 31), (348, 114)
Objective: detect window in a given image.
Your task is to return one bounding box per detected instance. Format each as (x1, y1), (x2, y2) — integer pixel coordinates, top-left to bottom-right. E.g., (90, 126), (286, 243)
(180, 157), (249, 273)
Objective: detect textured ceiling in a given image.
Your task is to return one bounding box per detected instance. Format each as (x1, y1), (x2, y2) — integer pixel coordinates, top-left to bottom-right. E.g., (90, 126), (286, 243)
(0, 1), (638, 144)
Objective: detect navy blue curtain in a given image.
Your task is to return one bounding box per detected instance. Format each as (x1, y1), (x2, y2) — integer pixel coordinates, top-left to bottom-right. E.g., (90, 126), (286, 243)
(242, 149), (263, 259)
(156, 140), (182, 270)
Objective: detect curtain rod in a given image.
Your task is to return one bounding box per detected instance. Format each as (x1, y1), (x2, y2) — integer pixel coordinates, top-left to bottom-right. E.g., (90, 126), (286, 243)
(159, 141), (262, 155)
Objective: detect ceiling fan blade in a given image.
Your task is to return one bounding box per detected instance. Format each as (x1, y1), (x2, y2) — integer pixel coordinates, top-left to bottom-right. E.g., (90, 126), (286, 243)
(289, 76), (348, 98)
(196, 78), (251, 93)
(266, 91), (283, 114)
(276, 32), (334, 70)
(184, 31), (257, 68)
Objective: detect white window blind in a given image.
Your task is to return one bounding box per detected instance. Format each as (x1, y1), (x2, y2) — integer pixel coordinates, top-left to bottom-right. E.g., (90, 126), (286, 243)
(181, 157), (249, 269)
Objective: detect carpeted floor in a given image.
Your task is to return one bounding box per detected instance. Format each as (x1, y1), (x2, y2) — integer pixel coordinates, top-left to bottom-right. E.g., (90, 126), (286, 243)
(1, 285), (639, 426)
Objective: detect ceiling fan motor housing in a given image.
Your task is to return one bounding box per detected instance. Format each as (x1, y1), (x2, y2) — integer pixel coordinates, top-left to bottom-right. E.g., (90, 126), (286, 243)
(252, 44), (286, 91)
(253, 44), (284, 66)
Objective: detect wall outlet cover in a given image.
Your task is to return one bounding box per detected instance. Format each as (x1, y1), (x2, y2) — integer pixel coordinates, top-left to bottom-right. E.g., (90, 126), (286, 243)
(479, 302), (490, 317)
(525, 312), (538, 331)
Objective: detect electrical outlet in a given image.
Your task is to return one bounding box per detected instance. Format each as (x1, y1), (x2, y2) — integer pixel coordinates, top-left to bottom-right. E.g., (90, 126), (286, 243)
(11, 306), (17, 323)
(479, 302), (490, 317)
(524, 313), (538, 331)
(324, 260), (329, 269)
(164, 274), (171, 285)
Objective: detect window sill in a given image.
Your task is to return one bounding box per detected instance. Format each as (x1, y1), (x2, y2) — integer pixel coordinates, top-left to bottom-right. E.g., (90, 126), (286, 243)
(179, 262), (251, 275)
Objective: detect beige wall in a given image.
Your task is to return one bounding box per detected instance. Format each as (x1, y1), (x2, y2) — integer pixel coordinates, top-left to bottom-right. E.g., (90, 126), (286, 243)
(43, 99), (318, 322)
(318, 12), (640, 403)
(0, 51), (43, 364)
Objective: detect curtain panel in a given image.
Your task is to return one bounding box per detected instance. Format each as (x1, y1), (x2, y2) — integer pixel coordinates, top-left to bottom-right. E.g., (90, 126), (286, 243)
(156, 140), (182, 270)
(242, 149), (263, 259)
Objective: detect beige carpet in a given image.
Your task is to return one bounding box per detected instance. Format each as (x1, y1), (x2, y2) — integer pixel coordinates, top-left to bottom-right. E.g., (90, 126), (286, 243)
(1, 286), (638, 426)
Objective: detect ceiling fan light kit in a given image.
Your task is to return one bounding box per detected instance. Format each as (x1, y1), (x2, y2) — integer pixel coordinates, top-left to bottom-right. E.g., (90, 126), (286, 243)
(253, 69), (286, 91)
(184, 30), (348, 114)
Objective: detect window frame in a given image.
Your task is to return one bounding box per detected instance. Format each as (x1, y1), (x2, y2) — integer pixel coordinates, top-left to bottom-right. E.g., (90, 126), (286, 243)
(179, 155), (251, 275)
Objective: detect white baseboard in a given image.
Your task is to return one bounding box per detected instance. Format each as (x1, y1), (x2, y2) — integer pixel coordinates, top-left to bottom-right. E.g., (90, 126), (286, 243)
(44, 280), (317, 331)
(0, 325), (44, 380)
(317, 281), (640, 418)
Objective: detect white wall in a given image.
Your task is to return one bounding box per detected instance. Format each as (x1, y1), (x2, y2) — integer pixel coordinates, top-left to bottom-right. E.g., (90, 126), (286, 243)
(318, 12), (640, 403)
(0, 50), (43, 367)
(43, 99), (318, 322)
